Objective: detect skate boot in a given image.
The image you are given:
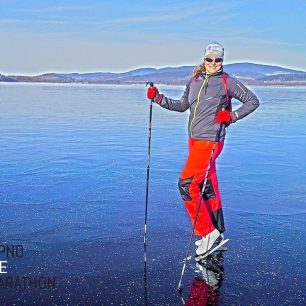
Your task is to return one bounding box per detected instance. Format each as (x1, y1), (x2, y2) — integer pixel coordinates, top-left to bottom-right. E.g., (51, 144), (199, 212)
(195, 229), (220, 256)
(195, 233), (224, 247)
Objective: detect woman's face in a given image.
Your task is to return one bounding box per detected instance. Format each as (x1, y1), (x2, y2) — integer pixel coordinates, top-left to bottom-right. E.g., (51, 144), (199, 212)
(204, 53), (223, 74)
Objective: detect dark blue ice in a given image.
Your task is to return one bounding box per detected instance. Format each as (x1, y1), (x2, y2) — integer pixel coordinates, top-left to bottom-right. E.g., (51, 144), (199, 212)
(0, 83), (305, 305)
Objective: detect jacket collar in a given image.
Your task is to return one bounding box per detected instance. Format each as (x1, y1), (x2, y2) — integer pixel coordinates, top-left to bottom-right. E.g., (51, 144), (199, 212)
(202, 68), (223, 78)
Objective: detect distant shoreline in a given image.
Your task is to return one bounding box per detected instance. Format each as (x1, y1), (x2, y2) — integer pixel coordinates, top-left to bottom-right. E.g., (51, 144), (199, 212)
(1, 80), (306, 87)
(1, 62), (306, 87)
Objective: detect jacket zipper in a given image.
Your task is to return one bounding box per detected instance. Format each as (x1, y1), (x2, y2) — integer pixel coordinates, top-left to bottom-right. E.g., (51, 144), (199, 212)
(190, 77), (208, 137)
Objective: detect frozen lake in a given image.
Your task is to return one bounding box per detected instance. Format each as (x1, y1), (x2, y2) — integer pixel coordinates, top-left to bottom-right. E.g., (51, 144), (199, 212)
(0, 82), (305, 305)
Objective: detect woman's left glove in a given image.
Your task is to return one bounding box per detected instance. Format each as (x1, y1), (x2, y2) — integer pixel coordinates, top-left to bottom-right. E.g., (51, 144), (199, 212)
(215, 110), (237, 124)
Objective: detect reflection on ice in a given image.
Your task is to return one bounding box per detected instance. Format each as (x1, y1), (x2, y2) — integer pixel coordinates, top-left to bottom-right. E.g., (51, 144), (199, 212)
(0, 84), (305, 304)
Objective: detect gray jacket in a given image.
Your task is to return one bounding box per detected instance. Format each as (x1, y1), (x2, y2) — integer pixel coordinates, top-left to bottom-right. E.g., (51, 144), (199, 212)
(155, 72), (260, 141)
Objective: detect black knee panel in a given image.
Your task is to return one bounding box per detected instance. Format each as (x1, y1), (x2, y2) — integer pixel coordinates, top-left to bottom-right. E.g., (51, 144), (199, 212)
(178, 177), (193, 201)
(201, 179), (216, 200)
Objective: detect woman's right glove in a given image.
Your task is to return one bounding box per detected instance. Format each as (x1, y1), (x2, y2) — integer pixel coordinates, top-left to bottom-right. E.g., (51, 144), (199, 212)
(147, 85), (163, 103)
(147, 85), (159, 100)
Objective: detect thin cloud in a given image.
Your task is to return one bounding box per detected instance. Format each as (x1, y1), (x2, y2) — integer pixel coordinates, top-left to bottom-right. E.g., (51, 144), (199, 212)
(14, 5), (98, 14)
(99, 3), (238, 27)
(0, 18), (68, 25)
(0, 19), (24, 24)
(2, 1), (238, 29)
(231, 37), (306, 47)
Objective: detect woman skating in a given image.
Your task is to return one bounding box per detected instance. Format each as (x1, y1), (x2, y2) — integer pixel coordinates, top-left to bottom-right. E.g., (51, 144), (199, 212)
(147, 42), (259, 256)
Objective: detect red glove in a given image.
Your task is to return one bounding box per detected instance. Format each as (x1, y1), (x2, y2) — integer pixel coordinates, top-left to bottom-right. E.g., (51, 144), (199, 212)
(215, 110), (232, 124)
(147, 86), (159, 100)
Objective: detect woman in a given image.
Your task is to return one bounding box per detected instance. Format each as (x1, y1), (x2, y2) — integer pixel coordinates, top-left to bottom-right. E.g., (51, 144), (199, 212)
(147, 42), (259, 257)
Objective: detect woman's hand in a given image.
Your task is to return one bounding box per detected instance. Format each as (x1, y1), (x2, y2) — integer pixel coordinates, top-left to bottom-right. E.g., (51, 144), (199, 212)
(215, 110), (237, 124)
(147, 85), (159, 100)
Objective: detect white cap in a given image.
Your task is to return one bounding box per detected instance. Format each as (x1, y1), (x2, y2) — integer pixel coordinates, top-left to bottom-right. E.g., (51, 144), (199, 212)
(204, 42), (224, 58)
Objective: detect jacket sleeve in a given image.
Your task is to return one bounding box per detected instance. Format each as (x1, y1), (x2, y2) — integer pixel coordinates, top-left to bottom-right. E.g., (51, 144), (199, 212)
(154, 82), (190, 113)
(227, 77), (260, 121)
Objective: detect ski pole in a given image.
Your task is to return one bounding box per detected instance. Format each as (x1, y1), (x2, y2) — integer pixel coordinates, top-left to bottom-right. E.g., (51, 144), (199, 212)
(177, 121), (225, 291)
(144, 81), (154, 262)
(143, 81), (154, 306)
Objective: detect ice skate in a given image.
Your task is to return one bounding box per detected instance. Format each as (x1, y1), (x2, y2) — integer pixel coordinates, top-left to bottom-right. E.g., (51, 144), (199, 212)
(195, 228), (221, 256)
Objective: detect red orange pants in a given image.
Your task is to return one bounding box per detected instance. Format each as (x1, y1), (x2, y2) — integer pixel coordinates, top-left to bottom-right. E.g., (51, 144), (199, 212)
(178, 138), (225, 236)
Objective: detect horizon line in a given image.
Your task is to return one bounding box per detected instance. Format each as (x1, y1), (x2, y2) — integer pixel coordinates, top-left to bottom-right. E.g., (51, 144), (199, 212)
(1, 61), (306, 77)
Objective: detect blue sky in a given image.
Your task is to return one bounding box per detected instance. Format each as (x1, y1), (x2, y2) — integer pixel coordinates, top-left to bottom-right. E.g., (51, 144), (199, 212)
(1, 0), (305, 74)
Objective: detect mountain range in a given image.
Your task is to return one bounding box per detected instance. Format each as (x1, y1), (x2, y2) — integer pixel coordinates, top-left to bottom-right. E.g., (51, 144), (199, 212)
(1, 63), (306, 85)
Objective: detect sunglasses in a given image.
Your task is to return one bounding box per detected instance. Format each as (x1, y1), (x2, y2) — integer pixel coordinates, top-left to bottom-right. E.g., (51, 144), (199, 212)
(205, 57), (223, 63)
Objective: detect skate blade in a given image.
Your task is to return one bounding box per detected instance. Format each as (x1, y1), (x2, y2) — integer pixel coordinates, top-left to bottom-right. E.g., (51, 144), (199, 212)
(195, 239), (229, 262)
